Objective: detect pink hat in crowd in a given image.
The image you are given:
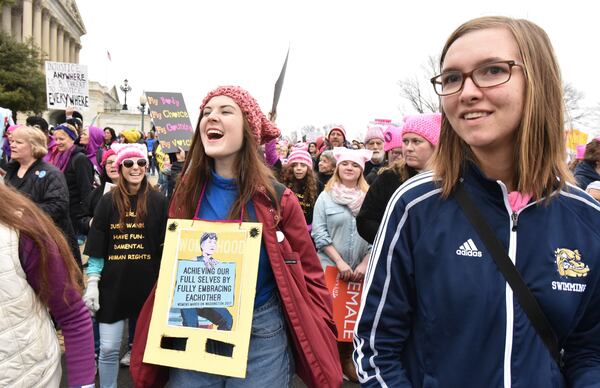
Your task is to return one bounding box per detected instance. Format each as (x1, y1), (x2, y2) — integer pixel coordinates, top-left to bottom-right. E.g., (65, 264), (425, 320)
(7, 124), (22, 134)
(364, 125), (385, 144)
(332, 147), (373, 171)
(575, 144), (586, 160)
(287, 148), (313, 169)
(383, 124), (403, 152)
(101, 148), (116, 167)
(328, 125), (347, 141)
(401, 113), (442, 146)
(292, 142), (309, 152)
(200, 85), (280, 145)
(112, 143), (148, 167)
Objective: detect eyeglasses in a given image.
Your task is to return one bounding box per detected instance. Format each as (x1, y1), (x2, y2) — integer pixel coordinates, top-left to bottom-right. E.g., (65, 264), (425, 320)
(430, 60), (523, 96)
(122, 159), (147, 168)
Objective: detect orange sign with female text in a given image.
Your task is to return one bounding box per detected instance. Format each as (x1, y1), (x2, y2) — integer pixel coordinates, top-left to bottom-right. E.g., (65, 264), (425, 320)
(324, 266), (363, 342)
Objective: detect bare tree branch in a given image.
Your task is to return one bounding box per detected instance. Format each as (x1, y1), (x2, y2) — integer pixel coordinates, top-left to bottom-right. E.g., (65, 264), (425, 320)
(397, 55), (440, 114)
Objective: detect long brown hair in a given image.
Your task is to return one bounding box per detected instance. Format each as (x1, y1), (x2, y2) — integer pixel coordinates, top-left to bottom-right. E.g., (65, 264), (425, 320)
(112, 170), (152, 227)
(282, 162), (319, 206)
(172, 117), (279, 220)
(0, 184), (82, 305)
(431, 16), (573, 200)
(378, 157), (415, 182)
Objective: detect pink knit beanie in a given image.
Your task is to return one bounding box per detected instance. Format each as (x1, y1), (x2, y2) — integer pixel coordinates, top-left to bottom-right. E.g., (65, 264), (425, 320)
(112, 143), (148, 167)
(364, 125), (385, 144)
(383, 125), (403, 152)
(287, 148), (313, 169)
(401, 113), (442, 146)
(575, 144), (586, 160)
(200, 86), (280, 145)
(332, 147), (373, 171)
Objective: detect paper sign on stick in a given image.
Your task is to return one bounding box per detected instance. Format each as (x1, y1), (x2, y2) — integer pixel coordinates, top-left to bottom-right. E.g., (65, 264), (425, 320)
(145, 91), (194, 153)
(324, 266), (363, 342)
(144, 219), (262, 377)
(45, 61), (89, 111)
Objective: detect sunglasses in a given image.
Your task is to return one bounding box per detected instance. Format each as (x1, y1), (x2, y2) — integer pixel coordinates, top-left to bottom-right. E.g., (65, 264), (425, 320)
(122, 159), (147, 168)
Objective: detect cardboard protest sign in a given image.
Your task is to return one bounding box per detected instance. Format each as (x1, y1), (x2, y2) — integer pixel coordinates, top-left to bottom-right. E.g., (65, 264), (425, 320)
(45, 61), (89, 111)
(144, 219), (262, 377)
(565, 128), (589, 153)
(324, 266), (363, 342)
(145, 92), (194, 153)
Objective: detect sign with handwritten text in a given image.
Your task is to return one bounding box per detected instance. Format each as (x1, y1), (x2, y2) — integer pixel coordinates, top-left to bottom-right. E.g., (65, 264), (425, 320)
(45, 61), (89, 111)
(145, 91), (194, 153)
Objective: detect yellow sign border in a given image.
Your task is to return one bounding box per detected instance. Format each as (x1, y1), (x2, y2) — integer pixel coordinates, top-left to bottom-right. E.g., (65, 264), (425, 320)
(143, 219), (262, 378)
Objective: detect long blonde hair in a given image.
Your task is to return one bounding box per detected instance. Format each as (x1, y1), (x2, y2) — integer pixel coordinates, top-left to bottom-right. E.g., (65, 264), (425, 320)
(325, 163), (369, 193)
(431, 16), (573, 200)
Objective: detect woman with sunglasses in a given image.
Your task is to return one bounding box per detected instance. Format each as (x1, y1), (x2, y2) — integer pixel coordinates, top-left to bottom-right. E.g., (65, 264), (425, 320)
(354, 17), (600, 387)
(83, 143), (168, 388)
(131, 86), (341, 388)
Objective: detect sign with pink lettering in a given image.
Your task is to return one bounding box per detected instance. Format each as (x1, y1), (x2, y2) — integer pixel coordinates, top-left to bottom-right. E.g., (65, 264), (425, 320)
(145, 91), (194, 153)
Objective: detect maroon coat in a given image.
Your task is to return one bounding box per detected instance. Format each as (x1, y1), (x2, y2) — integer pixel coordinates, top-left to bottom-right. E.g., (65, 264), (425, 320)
(130, 186), (342, 388)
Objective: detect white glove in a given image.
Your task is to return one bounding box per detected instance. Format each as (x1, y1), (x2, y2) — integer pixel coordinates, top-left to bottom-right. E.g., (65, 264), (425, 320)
(83, 274), (100, 314)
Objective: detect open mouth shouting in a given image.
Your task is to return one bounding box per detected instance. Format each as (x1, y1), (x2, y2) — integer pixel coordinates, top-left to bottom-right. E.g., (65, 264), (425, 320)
(206, 128), (224, 141)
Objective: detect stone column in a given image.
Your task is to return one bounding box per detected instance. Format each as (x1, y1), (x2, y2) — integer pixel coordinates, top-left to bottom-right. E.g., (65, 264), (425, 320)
(74, 45), (80, 63)
(57, 26), (63, 62)
(69, 40), (75, 64)
(22, 0), (33, 41)
(49, 18), (57, 61)
(12, 8), (22, 43)
(64, 35), (70, 63)
(42, 10), (50, 57)
(32, 1), (42, 47)
(2, 4), (12, 35)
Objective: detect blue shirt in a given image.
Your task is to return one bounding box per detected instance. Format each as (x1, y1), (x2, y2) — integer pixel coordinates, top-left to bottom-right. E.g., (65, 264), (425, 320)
(197, 170), (276, 307)
(146, 138), (155, 152)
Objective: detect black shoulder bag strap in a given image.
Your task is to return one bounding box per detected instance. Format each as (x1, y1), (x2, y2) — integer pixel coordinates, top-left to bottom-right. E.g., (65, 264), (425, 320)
(454, 183), (562, 365)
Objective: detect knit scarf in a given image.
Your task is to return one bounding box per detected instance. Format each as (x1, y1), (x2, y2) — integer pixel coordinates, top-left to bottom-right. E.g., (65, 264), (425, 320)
(329, 182), (365, 216)
(48, 144), (76, 172)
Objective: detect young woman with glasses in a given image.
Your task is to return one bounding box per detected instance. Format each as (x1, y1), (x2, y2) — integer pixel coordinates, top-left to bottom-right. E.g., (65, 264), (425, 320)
(355, 16), (600, 387)
(83, 143), (168, 388)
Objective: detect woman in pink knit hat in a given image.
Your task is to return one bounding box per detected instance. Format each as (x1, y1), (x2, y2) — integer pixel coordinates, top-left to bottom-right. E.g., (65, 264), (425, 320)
(281, 145), (323, 230)
(83, 143), (168, 388)
(131, 86), (341, 388)
(383, 124), (404, 165)
(357, 113), (441, 244)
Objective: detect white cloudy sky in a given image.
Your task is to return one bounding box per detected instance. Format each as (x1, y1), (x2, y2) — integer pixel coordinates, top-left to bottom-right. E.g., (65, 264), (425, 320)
(77, 0), (599, 140)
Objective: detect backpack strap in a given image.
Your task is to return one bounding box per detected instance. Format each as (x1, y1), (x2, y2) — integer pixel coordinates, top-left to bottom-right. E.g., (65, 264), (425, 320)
(454, 183), (562, 366)
(273, 181), (286, 204)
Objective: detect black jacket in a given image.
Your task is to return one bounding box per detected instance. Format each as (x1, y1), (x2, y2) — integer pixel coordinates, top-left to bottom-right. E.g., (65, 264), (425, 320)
(64, 146), (94, 233)
(357, 167), (418, 244)
(573, 160), (600, 190)
(5, 159), (82, 265)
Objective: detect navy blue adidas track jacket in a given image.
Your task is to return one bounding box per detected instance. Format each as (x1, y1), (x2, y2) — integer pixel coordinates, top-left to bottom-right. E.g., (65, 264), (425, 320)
(354, 163), (600, 387)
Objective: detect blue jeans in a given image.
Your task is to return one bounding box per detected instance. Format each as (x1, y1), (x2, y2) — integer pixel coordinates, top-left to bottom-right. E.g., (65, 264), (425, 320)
(98, 320), (125, 388)
(181, 307), (233, 331)
(169, 294), (294, 387)
(98, 317), (137, 388)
